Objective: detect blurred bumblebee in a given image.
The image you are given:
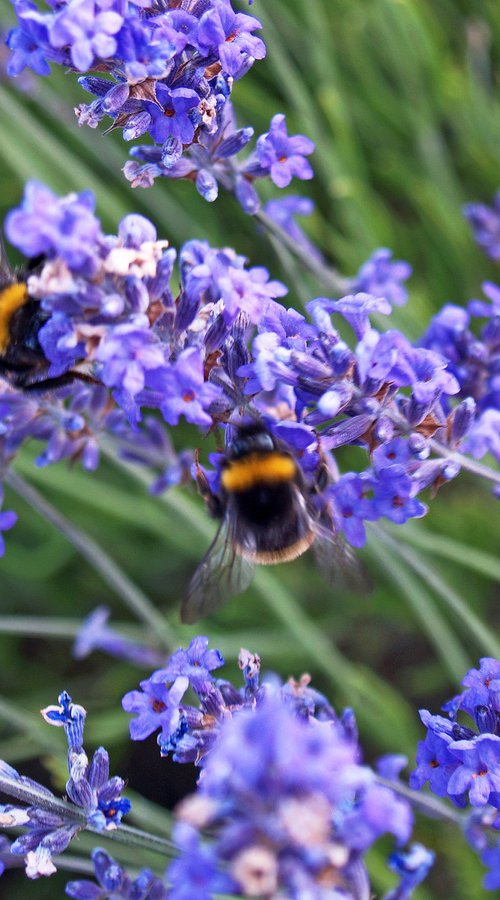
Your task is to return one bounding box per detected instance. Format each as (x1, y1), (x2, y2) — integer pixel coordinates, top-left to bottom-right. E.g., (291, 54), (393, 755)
(0, 239), (96, 393)
(182, 421), (361, 624)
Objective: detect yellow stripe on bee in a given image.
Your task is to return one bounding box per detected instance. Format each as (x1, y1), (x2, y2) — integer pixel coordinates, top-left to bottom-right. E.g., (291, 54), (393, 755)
(221, 452), (296, 493)
(0, 283), (28, 355)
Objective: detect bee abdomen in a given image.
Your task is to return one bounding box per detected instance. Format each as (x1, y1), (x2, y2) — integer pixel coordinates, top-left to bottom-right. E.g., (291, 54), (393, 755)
(221, 451), (296, 493)
(0, 283), (28, 355)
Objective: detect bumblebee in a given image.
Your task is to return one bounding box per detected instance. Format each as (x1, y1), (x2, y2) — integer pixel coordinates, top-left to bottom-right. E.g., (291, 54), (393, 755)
(181, 422), (360, 624)
(0, 239), (95, 393)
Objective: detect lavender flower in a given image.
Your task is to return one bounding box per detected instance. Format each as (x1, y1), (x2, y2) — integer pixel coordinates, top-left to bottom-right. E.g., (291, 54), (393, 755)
(66, 847), (167, 899)
(0, 691), (130, 878)
(42, 692), (131, 830)
(464, 191), (500, 260)
(151, 635), (224, 692)
(0, 485), (17, 557)
(5, 180), (102, 274)
(386, 843), (435, 899)
(122, 673), (189, 741)
(7, 0), (266, 192)
(352, 248), (412, 308)
(421, 286), (500, 462)
(168, 691), (413, 897)
(412, 659), (500, 810)
(73, 606), (164, 668)
(412, 659), (500, 890)
(245, 113), (315, 188)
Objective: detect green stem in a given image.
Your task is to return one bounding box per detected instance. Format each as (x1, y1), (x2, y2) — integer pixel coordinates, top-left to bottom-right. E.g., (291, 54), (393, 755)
(0, 774), (176, 856)
(5, 469), (176, 652)
(375, 775), (463, 827)
(428, 438), (500, 487)
(254, 207), (349, 296)
(0, 616), (79, 640)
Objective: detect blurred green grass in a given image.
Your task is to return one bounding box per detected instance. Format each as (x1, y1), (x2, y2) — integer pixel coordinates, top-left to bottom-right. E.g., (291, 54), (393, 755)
(0, 0), (499, 897)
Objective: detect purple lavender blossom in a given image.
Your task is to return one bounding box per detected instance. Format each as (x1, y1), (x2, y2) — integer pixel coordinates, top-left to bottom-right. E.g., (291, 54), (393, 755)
(168, 692), (413, 898)
(150, 348), (223, 428)
(446, 735), (500, 807)
(196, 2), (266, 78)
(168, 823), (237, 899)
(0, 181), (492, 561)
(420, 288), (500, 462)
(49, 0), (125, 72)
(5, 180), (102, 274)
(464, 191), (500, 260)
(386, 843), (435, 899)
(410, 723), (461, 798)
(412, 658), (500, 821)
(0, 486), (17, 557)
(151, 636), (224, 692)
(330, 473), (375, 547)
(144, 84), (200, 146)
(7, 0), (266, 193)
(0, 691), (130, 878)
(308, 292), (392, 340)
(42, 691), (131, 829)
(482, 841), (500, 891)
(371, 466), (428, 525)
(352, 248), (412, 307)
(249, 113), (315, 188)
(66, 847), (167, 899)
(122, 673), (188, 741)
(445, 658), (500, 718)
(73, 606), (163, 668)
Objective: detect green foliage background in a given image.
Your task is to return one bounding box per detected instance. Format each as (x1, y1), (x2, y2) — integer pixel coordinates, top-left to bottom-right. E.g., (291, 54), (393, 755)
(0, 0), (499, 897)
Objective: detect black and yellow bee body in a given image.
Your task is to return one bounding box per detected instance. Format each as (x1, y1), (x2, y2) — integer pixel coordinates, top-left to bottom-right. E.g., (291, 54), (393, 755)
(0, 241), (96, 393)
(0, 275), (50, 388)
(219, 427), (314, 564)
(181, 422), (360, 624)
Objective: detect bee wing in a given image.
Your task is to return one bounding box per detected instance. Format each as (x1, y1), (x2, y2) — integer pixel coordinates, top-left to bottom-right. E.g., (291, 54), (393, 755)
(312, 512), (369, 593)
(0, 233), (14, 283)
(181, 512), (255, 624)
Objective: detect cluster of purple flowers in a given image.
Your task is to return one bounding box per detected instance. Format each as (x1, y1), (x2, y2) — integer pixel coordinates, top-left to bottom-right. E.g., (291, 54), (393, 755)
(6, 0), (316, 206)
(7, 0), (264, 135)
(66, 847), (168, 900)
(411, 658), (500, 891)
(1, 180), (485, 561)
(420, 213), (500, 465)
(0, 691), (130, 879)
(4, 636), (500, 895)
(120, 636), (432, 897)
(464, 191), (500, 262)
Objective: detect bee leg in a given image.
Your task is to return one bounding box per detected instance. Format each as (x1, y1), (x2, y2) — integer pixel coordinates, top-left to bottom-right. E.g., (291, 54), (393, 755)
(194, 449), (224, 518)
(14, 371), (101, 394)
(310, 431), (332, 494)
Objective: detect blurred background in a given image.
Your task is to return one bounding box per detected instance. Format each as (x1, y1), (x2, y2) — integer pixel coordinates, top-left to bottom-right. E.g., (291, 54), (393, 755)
(0, 0), (499, 896)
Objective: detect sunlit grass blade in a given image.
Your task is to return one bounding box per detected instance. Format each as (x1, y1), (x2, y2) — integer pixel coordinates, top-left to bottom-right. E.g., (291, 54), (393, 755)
(372, 530), (471, 681)
(7, 468), (177, 651)
(398, 523), (500, 582)
(381, 527), (500, 658)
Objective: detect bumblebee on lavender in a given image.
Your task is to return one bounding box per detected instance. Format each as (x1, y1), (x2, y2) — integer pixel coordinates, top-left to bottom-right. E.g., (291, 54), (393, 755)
(0, 239), (95, 393)
(182, 422), (361, 624)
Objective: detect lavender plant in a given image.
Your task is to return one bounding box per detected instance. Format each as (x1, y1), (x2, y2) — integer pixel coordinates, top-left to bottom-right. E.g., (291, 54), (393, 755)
(0, 1), (499, 898)
(1, 634), (500, 895)
(0, 178), (497, 574)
